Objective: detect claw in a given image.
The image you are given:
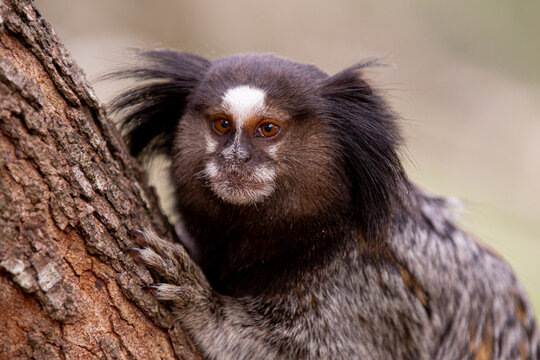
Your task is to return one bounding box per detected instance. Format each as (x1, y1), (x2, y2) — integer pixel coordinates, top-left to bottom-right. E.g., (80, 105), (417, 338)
(126, 247), (144, 262)
(129, 228), (146, 246)
(144, 285), (160, 293)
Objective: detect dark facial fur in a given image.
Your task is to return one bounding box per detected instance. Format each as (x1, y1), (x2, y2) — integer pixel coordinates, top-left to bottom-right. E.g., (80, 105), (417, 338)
(111, 51), (538, 359)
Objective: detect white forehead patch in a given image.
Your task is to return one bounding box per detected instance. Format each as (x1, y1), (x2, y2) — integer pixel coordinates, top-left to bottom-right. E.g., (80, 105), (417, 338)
(221, 85), (266, 125)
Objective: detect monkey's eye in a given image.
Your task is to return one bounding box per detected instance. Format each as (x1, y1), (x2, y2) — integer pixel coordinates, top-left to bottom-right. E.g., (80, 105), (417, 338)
(256, 123), (280, 137)
(213, 118), (231, 135)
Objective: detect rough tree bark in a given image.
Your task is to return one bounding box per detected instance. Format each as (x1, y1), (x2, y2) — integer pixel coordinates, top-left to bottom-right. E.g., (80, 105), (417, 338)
(0, 1), (201, 359)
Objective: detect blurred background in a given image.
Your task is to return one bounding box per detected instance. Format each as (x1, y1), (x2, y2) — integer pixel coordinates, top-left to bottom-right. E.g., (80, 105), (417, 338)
(35, 1), (539, 312)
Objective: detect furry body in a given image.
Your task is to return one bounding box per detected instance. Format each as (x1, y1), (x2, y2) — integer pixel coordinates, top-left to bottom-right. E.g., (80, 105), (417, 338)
(112, 51), (539, 359)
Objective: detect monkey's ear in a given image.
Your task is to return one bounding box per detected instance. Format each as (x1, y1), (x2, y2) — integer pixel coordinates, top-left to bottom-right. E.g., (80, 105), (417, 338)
(321, 61), (406, 242)
(107, 50), (211, 158)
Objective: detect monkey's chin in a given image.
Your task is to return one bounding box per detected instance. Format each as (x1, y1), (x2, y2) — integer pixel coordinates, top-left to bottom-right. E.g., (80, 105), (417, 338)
(203, 160), (277, 206)
(209, 181), (275, 205)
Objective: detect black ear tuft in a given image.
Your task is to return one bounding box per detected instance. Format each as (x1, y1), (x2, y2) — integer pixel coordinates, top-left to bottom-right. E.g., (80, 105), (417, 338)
(322, 60), (406, 242)
(106, 50), (211, 158)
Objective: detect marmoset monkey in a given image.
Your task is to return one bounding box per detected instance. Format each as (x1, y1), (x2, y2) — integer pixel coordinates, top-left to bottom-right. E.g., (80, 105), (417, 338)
(111, 51), (539, 359)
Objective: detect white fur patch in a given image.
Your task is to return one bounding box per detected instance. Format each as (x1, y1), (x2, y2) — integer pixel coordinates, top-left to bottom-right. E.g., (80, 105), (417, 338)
(221, 86), (266, 131)
(205, 133), (218, 154)
(267, 144), (280, 160)
(203, 160), (220, 179)
(248, 166), (276, 185)
(202, 159), (276, 205)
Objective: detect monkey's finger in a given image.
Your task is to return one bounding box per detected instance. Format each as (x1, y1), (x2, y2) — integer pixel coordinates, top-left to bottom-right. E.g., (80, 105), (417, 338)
(148, 283), (195, 307)
(127, 229), (210, 290)
(130, 228), (188, 260)
(129, 246), (184, 285)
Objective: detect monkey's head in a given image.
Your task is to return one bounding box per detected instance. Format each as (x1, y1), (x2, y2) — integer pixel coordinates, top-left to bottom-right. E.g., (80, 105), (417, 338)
(110, 51), (405, 241)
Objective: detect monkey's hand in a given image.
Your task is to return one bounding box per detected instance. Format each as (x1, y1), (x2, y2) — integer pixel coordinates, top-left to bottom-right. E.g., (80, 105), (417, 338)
(128, 229), (212, 309)
(127, 229), (280, 360)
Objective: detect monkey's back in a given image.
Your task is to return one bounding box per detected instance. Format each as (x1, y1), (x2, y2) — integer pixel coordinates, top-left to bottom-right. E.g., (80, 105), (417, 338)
(273, 187), (540, 359)
(233, 189), (538, 359)
(386, 188), (539, 359)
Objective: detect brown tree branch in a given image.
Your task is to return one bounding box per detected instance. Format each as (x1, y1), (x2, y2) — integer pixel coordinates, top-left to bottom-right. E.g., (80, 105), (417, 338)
(0, 1), (201, 358)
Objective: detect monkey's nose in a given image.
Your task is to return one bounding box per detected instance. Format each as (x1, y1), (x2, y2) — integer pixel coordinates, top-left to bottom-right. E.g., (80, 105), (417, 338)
(234, 151), (251, 163)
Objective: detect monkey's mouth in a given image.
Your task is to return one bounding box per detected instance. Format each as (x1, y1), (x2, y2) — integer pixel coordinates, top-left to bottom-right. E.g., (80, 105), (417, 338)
(202, 161), (276, 205)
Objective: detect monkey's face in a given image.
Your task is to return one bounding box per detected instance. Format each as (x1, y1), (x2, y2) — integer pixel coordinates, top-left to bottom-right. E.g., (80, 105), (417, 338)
(172, 55), (341, 212)
(177, 86), (334, 211)
(198, 85), (285, 205)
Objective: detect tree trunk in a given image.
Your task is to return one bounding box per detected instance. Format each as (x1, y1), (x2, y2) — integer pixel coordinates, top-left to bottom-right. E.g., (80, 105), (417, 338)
(0, 1), (201, 359)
